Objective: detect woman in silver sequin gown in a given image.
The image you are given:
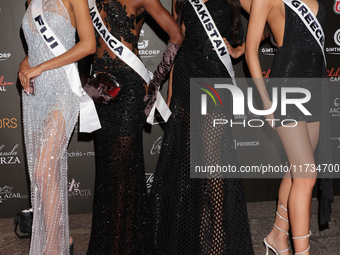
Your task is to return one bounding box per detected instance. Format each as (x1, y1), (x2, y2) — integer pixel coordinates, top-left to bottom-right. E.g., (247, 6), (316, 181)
(19, 0), (96, 254)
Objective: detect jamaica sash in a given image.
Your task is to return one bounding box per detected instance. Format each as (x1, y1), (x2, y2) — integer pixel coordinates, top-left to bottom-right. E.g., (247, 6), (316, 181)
(88, 0), (171, 124)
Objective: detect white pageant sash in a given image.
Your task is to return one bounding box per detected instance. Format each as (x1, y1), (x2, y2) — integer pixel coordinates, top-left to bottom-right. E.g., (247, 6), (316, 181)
(282, 0), (327, 66)
(189, 0), (237, 85)
(31, 0), (101, 133)
(88, 0), (171, 124)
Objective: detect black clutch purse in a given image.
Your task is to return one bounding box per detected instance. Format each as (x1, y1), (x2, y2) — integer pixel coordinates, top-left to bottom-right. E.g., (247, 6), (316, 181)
(82, 72), (122, 105)
(14, 208), (33, 239)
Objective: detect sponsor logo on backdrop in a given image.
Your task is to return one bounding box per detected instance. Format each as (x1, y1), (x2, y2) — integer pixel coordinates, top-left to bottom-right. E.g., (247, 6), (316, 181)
(234, 140), (260, 149)
(325, 29), (340, 55)
(261, 47), (277, 56)
(334, 29), (340, 46)
(0, 53), (11, 61)
(0, 76), (14, 91)
(0, 144), (21, 164)
(150, 136), (162, 155)
(327, 67), (340, 82)
(262, 69), (271, 78)
(138, 40), (149, 49)
(331, 137), (340, 149)
(334, 0), (340, 14)
(145, 173), (154, 191)
(330, 97), (340, 117)
(261, 34), (277, 56)
(0, 186), (21, 203)
(0, 118), (17, 128)
(67, 150), (95, 157)
(138, 29), (161, 58)
(68, 178), (91, 199)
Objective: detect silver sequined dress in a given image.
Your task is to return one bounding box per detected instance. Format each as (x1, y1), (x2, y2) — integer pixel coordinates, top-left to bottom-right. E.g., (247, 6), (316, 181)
(22, 0), (79, 254)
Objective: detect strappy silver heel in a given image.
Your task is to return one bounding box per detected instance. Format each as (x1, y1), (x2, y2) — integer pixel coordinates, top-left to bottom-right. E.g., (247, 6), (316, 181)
(264, 203), (290, 255)
(292, 230), (312, 255)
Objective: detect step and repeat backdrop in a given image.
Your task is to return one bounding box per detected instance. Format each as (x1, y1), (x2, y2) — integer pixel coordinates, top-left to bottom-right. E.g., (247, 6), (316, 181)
(0, 0), (339, 218)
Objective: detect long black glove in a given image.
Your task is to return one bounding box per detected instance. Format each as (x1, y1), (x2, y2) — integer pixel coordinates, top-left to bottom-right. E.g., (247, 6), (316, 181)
(144, 41), (181, 117)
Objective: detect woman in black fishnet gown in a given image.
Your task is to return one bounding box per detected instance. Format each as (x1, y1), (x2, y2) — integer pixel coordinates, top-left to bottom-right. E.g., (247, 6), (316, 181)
(150, 0), (254, 254)
(86, 0), (183, 254)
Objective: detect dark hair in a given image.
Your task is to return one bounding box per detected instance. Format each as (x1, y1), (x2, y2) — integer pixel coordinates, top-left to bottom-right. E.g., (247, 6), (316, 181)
(175, 0), (242, 45)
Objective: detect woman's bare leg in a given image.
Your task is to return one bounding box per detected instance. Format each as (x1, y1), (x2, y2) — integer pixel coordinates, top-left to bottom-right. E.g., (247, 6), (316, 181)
(277, 121), (319, 255)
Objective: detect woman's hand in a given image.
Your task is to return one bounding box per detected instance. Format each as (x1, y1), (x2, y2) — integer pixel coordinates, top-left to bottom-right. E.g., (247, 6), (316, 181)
(223, 38), (245, 59)
(19, 65), (43, 91)
(263, 99), (276, 129)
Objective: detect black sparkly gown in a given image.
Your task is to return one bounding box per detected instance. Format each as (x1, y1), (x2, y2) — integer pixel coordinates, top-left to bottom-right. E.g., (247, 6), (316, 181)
(268, 0), (333, 224)
(150, 0), (254, 254)
(86, 1), (152, 254)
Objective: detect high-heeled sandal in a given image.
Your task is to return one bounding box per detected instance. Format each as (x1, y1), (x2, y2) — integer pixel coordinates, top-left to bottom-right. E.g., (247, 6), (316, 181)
(292, 230), (311, 255)
(264, 203), (290, 255)
(69, 237), (74, 255)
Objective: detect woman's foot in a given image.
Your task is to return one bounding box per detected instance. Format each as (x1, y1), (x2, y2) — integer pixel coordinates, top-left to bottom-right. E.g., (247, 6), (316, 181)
(265, 228), (291, 254)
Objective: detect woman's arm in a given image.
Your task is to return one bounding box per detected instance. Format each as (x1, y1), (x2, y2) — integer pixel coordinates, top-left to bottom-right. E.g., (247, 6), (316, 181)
(141, 0), (184, 45)
(19, 0), (96, 89)
(245, 0), (275, 127)
(245, 0), (271, 93)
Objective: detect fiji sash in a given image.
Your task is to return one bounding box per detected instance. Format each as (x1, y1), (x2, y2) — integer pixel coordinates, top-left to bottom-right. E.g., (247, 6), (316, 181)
(31, 0), (101, 133)
(88, 0), (171, 124)
(189, 0), (237, 85)
(282, 0), (327, 66)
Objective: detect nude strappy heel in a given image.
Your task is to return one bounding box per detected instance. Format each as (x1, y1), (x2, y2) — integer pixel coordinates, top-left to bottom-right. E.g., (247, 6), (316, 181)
(292, 231), (312, 255)
(263, 203), (290, 255)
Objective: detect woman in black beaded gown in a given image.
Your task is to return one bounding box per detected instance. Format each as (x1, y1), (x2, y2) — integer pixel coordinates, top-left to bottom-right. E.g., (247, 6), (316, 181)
(150, 0), (254, 254)
(86, 0), (183, 254)
(246, 0), (332, 254)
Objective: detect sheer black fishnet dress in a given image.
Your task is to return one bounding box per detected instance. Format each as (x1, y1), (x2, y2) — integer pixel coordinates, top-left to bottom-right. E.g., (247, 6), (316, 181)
(86, 1), (152, 254)
(150, 0), (254, 254)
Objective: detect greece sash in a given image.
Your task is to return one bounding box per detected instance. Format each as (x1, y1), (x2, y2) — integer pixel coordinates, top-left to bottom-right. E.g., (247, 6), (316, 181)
(282, 0), (327, 66)
(88, 0), (171, 124)
(189, 0), (237, 85)
(31, 0), (101, 133)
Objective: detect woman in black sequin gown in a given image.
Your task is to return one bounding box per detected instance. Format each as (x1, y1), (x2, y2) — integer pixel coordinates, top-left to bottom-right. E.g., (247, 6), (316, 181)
(150, 0), (254, 254)
(246, 0), (332, 254)
(86, 1), (183, 254)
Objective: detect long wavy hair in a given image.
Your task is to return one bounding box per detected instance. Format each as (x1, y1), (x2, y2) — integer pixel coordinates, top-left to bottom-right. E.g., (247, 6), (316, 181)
(175, 0), (242, 45)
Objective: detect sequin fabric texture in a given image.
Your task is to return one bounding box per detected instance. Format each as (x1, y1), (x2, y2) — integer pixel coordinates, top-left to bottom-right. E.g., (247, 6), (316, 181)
(149, 0), (254, 254)
(86, 1), (152, 254)
(21, 0), (79, 254)
(269, 0), (327, 126)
